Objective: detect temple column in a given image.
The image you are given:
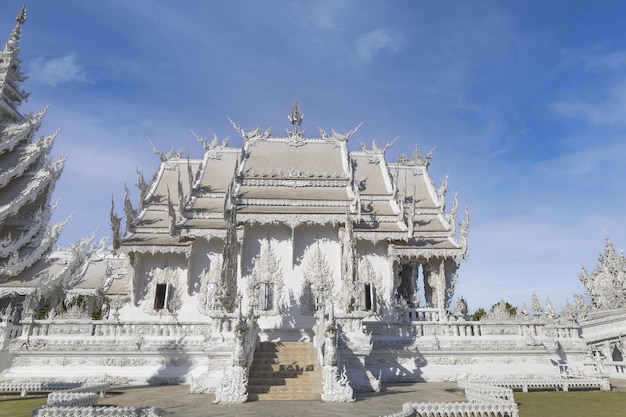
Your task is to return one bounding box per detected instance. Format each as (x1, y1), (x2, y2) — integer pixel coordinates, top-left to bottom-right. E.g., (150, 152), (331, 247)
(410, 263), (420, 306)
(437, 259), (446, 316)
(423, 259), (446, 318)
(423, 262), (435, 308)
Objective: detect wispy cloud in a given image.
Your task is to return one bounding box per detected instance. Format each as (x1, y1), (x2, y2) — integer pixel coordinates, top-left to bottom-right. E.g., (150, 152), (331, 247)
(28, 53), (87, 87)
(584, 50), (626, 70)
(550, 82), (626, 126)
(355, 28), (400, 62)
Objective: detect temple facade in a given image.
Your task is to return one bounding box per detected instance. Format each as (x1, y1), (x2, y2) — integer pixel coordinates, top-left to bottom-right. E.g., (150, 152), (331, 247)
(109, 99), (468, 332)
(0, 7), (614, 403)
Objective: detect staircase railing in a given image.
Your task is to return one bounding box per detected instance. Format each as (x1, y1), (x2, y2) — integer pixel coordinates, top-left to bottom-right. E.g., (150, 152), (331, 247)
(213, 306), (259, 404)
(314, 302), (354, 402)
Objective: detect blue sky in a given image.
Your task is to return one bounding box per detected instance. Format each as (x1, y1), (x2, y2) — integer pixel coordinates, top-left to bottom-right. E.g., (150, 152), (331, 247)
(3, 1), (626, 313)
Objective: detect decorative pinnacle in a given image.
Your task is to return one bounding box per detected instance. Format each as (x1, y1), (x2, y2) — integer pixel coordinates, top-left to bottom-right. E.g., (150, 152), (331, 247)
(5, 6), (26, 52)
(288, 98), (303, 128)
(16, 6), (27, 25)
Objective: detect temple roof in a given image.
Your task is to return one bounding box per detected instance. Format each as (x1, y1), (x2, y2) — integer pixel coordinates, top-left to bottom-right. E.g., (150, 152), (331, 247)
(118, 102), (468, 258)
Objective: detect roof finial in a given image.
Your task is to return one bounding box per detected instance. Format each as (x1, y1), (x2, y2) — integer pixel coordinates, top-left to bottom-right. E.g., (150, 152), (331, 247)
(288, 98), (303, 128)
(287, 99), (305, 143)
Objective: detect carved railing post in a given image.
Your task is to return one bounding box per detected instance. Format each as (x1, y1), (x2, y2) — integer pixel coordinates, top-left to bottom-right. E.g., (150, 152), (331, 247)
(212, 303), (259, 404)
(319, 303), (354, 402)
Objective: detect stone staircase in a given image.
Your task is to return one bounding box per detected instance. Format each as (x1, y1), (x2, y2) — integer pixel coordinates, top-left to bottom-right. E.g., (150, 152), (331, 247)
(248, 341), (321, 400)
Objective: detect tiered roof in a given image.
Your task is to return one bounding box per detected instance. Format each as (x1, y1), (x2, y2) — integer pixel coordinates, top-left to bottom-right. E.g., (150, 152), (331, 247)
(0, 8), (71, 294)
(119, 101), (468, 261)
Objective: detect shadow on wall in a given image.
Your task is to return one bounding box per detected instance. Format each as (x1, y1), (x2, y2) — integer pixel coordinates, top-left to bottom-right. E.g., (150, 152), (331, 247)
(147, 338), (195, 385)
(339, 327), (426, 393)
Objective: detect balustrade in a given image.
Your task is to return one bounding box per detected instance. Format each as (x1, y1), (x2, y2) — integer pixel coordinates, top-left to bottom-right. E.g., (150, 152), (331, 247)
(362, 318), (583, 342)
(22, 320), (221, 339)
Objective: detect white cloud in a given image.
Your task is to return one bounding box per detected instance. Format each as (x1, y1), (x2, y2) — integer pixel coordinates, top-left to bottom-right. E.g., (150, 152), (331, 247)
(355, 28), (400, 62)
(550, 82), (626, 126)
(28, 53), (87, 87)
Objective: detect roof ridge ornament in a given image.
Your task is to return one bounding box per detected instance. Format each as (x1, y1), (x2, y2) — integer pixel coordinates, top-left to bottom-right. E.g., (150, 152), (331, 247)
(192, 130), (230, 151)
(228, 117), (272, 142)
(319, 122), (363, 143)
(397, 145), (434, 168)
(287, 99), (305, 145)
(359, 137), (397, 155)
(149, 139), (186, 162)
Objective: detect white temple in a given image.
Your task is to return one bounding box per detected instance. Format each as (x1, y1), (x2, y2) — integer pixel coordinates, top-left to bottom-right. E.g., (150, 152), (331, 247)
(1, 7), (625, 403)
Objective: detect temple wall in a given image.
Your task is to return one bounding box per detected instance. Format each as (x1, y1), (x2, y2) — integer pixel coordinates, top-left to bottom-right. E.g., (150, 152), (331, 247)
(339, 319), (590, 389)
(5, 322), (235, 387)
(355, 240), (392, 302)
(117, 252), (189, 322)
(240, 223), (342, 333)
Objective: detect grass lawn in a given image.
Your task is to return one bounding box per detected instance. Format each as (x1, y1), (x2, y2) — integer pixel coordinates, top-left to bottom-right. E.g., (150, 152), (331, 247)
(0, 396), (47, 417)
(516, 391), (626, 417)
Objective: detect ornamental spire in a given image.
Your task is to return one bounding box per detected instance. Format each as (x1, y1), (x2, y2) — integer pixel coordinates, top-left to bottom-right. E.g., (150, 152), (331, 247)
(3, 6), (26, 54)
(287, 99), (305, 143)
(288, 98), (303, 128)
(1, 6), (29, 120)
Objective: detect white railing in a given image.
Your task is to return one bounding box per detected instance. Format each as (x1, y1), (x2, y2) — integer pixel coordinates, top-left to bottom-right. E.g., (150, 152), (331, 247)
(0, 321), (22, 349)
(604, 360), (626, 374)
(364, 320), (582, 340)
(24, 382), (162, 417)
(488, 377), (610, 392)
(398, 308), (441, 322)
(0, 381), (82, 397)
(458, 381), (515, 402)
(381, 377), (608, 417)
(23, 320), (223, 338)
(46, 392), (99, 407)
(381, 381), (519, 417)
(32, 406), (162, 417)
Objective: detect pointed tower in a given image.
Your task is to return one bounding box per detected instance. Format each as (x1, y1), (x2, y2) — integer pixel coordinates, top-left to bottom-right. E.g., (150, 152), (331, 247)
(0, 7), (69, 310)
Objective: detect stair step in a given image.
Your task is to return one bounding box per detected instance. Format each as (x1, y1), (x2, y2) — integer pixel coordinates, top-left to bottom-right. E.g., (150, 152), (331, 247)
(250, 362), (316, 370)
(247, 341), (320, 402)
(248, 376), (320, 386)
(248, 369), (319, 379)
(252, 356), (317, 365)
(253, 351), (317, 357)
(248, 392), (321, 401)
(248, 384), (319, 393)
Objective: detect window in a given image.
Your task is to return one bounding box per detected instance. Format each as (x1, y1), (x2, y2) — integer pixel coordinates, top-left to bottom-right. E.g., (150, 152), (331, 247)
(205, 283), (217, 311)
(154, 283), (168, 310)
(364, 283), (376, 311)
(259, 283), (274, 311)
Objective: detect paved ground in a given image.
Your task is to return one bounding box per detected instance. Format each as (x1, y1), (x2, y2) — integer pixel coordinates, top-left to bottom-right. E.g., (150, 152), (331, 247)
(95, 379), (626, 416)
(97, 382), (463, 417)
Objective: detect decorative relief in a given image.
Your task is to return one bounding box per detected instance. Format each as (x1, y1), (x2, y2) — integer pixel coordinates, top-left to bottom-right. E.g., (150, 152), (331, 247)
(301, 242), (334, 314)
(321, 365), (354, 402)
(355, 257), (383, 312)
(219, 208), (238, 313)
(213, 366), (248, 403)
(247, 240), (284, 314)
(197, 258), (223, 315)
